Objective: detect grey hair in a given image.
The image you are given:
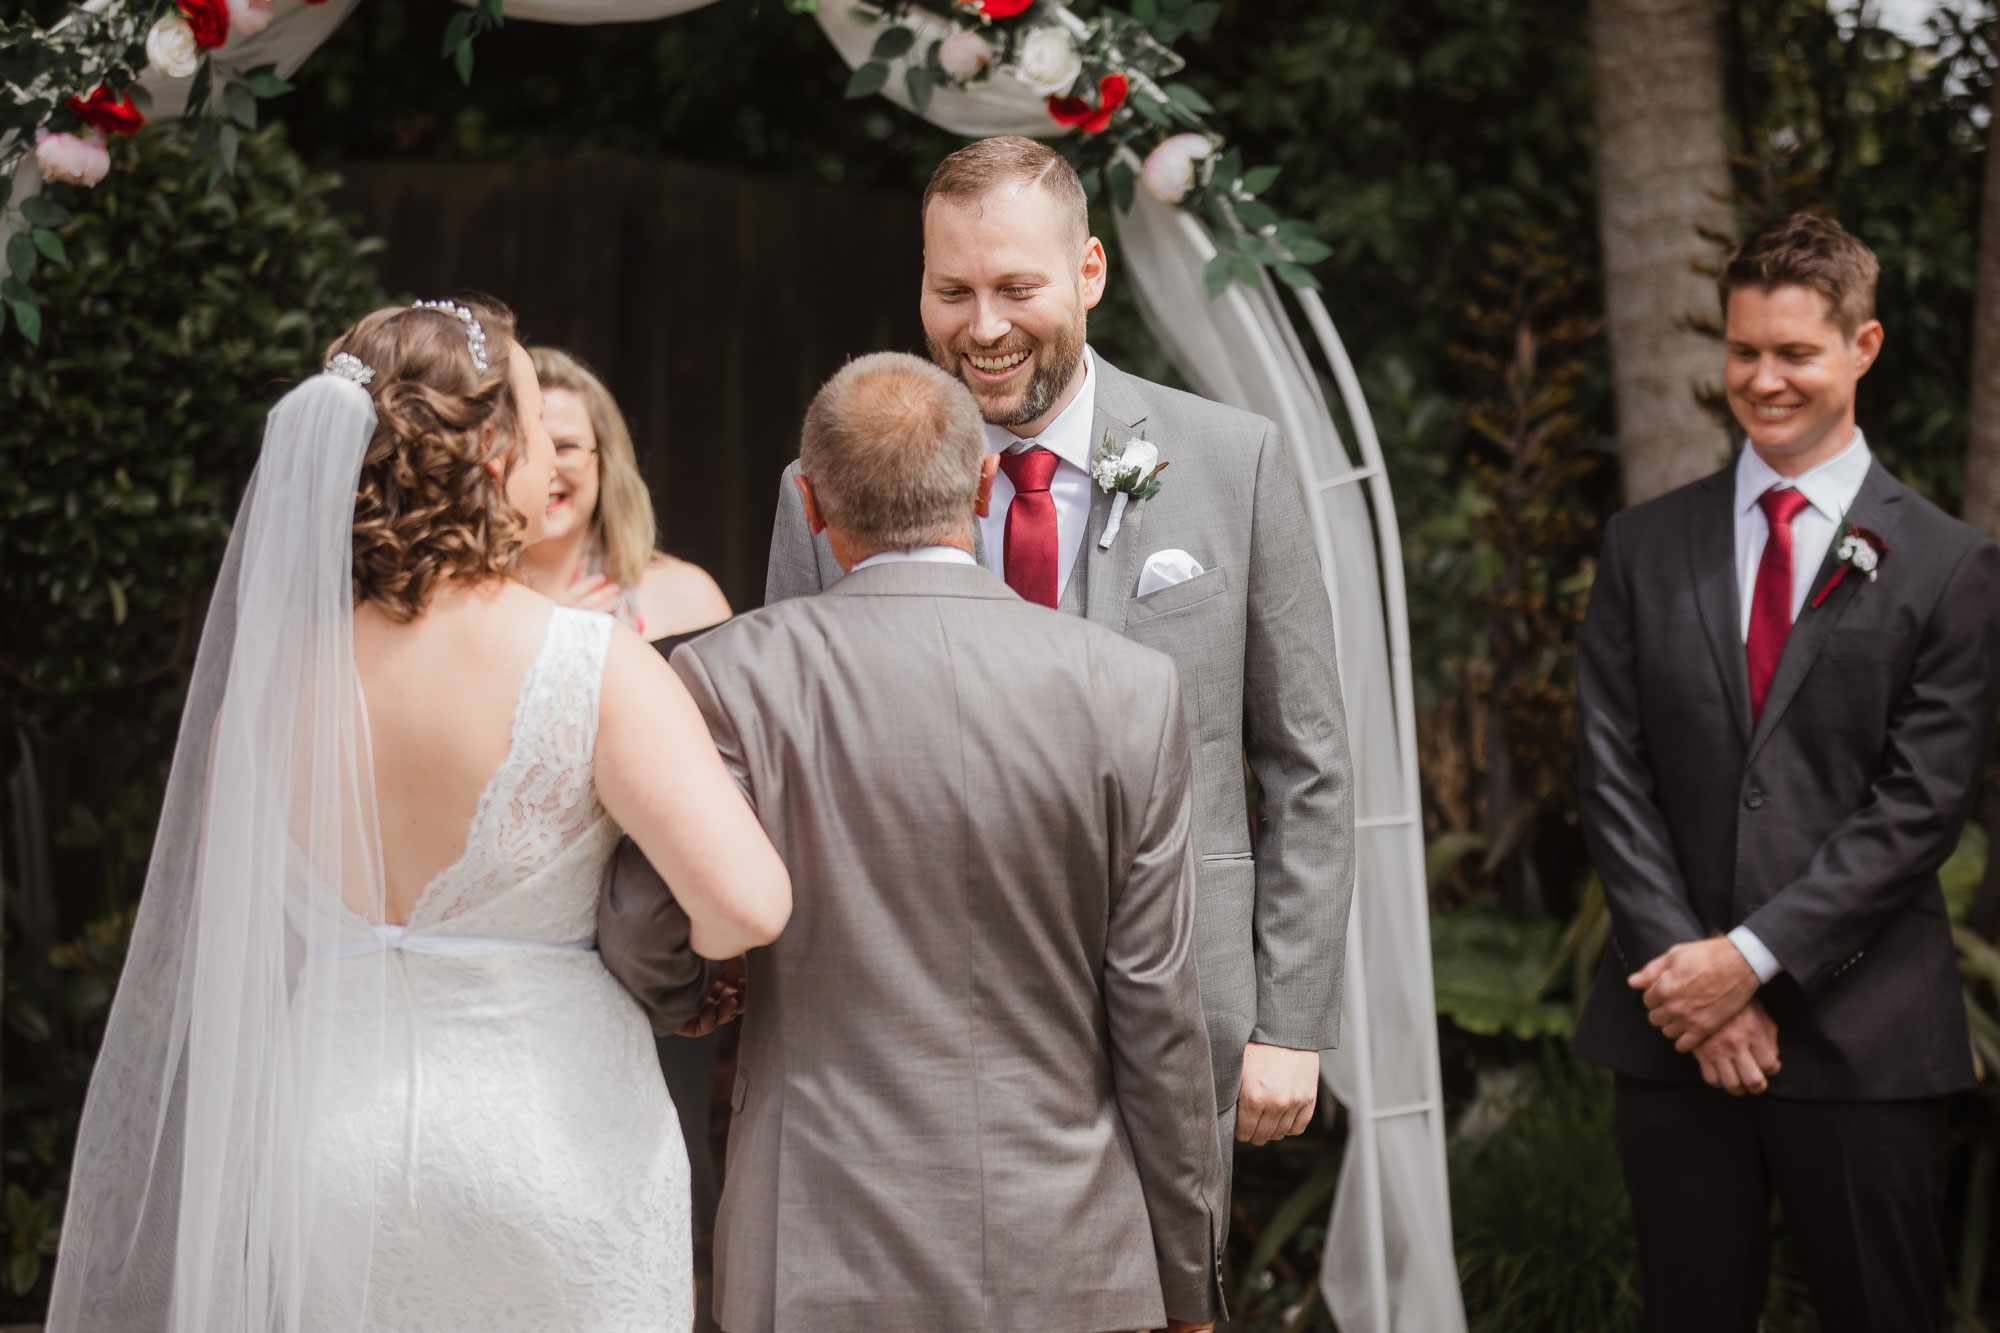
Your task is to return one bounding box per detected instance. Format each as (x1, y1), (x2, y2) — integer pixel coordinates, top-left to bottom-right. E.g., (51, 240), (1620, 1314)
(799, 352), (988, 552)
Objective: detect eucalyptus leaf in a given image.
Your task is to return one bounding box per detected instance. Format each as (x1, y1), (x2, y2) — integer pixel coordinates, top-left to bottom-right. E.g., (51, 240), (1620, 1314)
(871, 24), (916, 61)
(1273, 261), (1321, 291)
(1212, 148), (1243, 192)
(1108, 161), (1135, 212)
(1163, 83), (1213, 114)
(1131, 0), (1158, 22)
(1240, 164), (1280, 196)
(1186, 1), (1221, 34)
(7, 296), (39, 347)
(1131, 95), (1173, 128)
(1203, 254), (1233, 299)
(1234, 198), (1279, 231)
(1285, 236), (1333, 265)
(20, 195), (72, 229)
(844, 61), (889, 100)
(454, 40), (475, 86)
(441, 10), (474, 57)
(32, 228), (67, 267)
(6, 231), (36, 281)
(905, 63), (932, 114)
(224, 81), (257, 131)
(186, 57), (213, 116)
(246, 72), (293, 98)
(218, 123), (240, 175)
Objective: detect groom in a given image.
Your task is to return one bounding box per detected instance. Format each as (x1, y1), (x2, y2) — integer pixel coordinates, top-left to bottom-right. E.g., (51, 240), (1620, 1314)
(604, 352), (1225, 1332)
(765, 136), (1354, 1172)
(1573, 213), (2000, 1329)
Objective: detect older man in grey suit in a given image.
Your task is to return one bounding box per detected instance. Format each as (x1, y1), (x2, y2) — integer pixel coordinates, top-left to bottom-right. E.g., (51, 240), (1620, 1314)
(603, 351), (1225, 1332)
(765, 137), (1354, 1166)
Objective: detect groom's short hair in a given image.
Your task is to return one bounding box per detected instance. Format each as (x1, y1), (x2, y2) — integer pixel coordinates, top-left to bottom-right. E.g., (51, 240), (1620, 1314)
(923, 136), (1090, 256)
(1719, 213), (1880, 339)
(800, 352), (987, 552)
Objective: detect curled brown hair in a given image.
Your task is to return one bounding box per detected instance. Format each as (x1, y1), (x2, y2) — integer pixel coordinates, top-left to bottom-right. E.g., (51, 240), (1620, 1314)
(326, 297), (526, 621)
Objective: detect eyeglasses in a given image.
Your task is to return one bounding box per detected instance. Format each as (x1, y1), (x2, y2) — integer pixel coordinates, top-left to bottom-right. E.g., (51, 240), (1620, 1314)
(553, 442), (598, 471)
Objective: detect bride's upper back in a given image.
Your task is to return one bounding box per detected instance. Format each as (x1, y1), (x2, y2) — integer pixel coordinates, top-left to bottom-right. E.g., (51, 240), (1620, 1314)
(328, 299), (560, 923)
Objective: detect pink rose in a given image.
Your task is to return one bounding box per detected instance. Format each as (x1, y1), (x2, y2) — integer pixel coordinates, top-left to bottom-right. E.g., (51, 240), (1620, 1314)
(35, 129), (111, 188)
(1141, 133), (1214, 204)
(227, 0), (273, 37)
(938, 30), (993, 79)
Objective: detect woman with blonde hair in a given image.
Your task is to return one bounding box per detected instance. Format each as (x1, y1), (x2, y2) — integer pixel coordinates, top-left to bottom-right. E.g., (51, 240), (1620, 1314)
(46, 297), (788, 1332)
(523, 346), (729, 642)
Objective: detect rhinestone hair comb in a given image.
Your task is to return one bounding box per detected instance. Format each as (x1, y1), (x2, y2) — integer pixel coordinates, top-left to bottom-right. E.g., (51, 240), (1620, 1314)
(412, 299), (490, 375)
(324, 352), (375, 386)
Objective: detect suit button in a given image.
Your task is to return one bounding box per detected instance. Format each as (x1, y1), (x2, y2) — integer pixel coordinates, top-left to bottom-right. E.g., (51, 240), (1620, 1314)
(1744, 789), (1766, 810)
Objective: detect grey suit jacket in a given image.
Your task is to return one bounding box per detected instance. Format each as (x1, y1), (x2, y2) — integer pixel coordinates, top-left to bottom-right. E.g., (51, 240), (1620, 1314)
(602, 561), (1226, 1332)
(765, 354), (1356, 1109)
(1572, 460), (2000, 1097)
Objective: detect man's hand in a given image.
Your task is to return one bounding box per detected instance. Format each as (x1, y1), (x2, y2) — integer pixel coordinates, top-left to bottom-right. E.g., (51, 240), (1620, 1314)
(1629, 937), (1760, 1050)
(1236, 1042), (1319, 1145)
(1692, 999), (1781, 1095)
(674, 956), (748, 1038)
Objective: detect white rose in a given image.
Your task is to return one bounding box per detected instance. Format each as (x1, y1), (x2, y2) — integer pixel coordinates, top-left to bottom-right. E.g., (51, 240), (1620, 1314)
(938, 30), (993, 79)
(1012, 26), (1082, 97)
(1851, 541), (1878, 572)
(33, 129), (111, 189)
(1118, 437), (1159, 477)
(1141, 133), (1213, 204)
(145, 13), (201, 80)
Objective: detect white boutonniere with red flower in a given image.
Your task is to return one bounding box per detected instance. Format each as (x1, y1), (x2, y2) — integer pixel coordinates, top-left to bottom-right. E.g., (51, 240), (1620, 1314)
(1811, 524), (1890, 608)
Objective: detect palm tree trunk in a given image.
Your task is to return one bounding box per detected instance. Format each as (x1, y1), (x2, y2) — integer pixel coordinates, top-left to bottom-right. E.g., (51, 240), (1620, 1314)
(1963, 71), (2000, 541)
(1590, 0), (1736, 505)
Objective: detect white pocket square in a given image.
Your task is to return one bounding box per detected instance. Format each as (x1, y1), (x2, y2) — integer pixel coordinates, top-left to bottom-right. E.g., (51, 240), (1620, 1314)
(1136, 549), (1205, 598)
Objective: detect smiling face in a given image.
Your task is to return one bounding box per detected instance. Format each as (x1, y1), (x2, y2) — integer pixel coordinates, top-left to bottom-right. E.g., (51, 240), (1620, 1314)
(920, 180), (1106, 438)
(1724, 283), (1882, 477)
(539, 386), (600, 543)
(501, 342), (558, 545)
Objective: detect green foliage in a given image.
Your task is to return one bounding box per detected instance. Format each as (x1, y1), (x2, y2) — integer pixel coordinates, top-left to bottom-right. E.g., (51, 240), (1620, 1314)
(1, 120), (382, 703)
(1431, 906), (1576, 1040)
(1451, 1062), (1642, 1332)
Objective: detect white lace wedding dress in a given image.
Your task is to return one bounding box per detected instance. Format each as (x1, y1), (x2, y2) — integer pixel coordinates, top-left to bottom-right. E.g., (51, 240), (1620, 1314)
(299, 607), (692, 1331)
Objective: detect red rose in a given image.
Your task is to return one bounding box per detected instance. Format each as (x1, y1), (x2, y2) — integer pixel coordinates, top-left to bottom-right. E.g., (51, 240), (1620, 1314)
(177, 0), (231, 50)
(65, 86), (148, 137)
(1046, 74), (1129, 135)
(967, 0), (1033, 16)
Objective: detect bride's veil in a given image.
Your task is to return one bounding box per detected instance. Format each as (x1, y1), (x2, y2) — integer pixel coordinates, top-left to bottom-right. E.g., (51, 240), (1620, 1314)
(47, 371), (392, 1332)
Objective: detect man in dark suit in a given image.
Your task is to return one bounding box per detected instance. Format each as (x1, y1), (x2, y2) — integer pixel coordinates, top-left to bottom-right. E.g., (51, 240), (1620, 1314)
(1573, 212), (2000, 1331)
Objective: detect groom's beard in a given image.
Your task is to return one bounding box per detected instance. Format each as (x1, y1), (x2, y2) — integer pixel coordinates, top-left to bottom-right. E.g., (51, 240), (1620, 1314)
(928, 313), (1086, 429)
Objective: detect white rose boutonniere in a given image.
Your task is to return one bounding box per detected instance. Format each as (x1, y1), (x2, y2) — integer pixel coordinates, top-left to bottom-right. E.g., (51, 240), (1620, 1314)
(1013, 25), (1083, 97)
(1812, 522), (1890, 606)
(1092, 429), (1169, 550)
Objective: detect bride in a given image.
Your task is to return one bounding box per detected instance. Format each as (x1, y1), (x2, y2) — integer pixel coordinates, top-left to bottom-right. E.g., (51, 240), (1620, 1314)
(44, 298), (790, 1333)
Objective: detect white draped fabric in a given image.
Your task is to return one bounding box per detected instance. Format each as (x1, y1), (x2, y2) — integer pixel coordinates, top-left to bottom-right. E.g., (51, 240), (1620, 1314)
(18, 2), (1462, 1327)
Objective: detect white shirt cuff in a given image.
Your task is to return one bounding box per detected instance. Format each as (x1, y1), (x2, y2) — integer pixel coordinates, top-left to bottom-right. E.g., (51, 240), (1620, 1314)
(1727, 926), (1783, 985)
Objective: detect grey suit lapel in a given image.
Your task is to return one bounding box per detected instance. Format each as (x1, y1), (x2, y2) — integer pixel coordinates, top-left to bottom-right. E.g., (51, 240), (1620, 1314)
(1080, 355), (1152, 632)
(1688, 472), (1752, 745)
(1746, 461), (1905, 761)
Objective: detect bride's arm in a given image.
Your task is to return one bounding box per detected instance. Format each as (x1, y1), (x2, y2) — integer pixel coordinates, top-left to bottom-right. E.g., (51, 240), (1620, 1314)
(594, 626), (791, 959)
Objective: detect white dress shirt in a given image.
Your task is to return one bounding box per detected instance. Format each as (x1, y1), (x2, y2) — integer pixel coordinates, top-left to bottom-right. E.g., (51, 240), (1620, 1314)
(852, 545), (980, 571)
(1724, 429), (1873, 984)
(977, 347), (1098, 602)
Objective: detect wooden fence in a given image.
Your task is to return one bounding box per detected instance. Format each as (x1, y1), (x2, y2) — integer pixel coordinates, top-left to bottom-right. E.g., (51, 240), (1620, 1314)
(329, 154), (926, 608)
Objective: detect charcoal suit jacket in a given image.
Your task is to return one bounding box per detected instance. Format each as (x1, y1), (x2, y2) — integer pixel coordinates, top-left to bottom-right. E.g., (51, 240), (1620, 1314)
(1572, 457), (2000, 1099)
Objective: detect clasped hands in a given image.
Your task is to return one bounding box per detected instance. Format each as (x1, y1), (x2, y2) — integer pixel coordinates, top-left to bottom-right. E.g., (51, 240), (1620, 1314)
(675, 955), (748, 1038)
(1628, 937), (1781, 1095)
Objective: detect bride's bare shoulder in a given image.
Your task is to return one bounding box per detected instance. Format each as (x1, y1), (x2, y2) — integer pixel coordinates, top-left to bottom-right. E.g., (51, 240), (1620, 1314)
(354, 579), (556, 667)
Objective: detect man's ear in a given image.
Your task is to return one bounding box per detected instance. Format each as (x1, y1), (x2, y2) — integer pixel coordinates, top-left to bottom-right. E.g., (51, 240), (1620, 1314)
(795, 473), (828, 536)
(973, 452), (1000, 519)
(1854, 318), (1885, 377)
(1079, 236), (1108, 312)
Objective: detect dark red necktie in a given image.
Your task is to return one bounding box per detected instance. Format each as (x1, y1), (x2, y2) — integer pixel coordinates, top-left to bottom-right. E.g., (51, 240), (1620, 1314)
(1746, 487), (1812, 724)
(998, 447), (1060, 608)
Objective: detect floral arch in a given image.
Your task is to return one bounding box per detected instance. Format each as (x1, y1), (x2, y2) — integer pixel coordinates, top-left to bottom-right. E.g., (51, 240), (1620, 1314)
(0, 3), (1462, 1328)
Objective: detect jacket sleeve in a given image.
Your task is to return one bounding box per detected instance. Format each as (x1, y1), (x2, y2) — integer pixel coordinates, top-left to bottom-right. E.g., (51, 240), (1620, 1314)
(596, 835), (724, 1037)
(1243, 422), (1355, 1052)
(764, 460), (835, 607)
(1104, 665), (1227, 1324)
(1576, 512), (1709, 963)
(1743, 538), (2000, 993)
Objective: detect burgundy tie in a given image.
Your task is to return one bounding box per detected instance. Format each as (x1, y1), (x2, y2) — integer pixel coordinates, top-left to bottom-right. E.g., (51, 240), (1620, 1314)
(998, 447), (1060, 608)
(1746, 487), (1812, 724)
